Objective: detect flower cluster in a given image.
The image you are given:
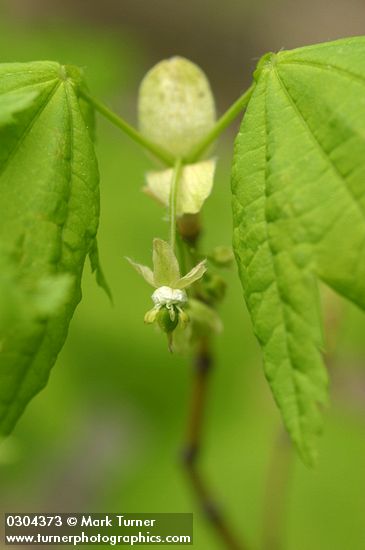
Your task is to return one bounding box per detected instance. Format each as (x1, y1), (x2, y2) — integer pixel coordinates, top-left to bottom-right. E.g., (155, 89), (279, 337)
(127, 239), (206, 347)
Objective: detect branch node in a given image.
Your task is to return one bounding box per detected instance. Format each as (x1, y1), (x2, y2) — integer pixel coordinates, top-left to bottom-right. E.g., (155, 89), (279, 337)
(195, 349), (212, 374)
(203, 500), (221, 522)
(181, 444), (199, 466)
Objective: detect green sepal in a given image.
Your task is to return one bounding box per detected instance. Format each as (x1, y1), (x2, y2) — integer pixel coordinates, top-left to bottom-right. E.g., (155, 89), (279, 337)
(153, 239), (180, 287)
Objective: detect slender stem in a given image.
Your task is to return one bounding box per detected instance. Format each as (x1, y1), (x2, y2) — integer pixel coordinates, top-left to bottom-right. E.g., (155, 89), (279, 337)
(177, 217), (248, 550)
(184, 83), (255, 164)
(182, 338), (247, 550)
(262, 428), (293, 550)
(262, 290), (343, 550)
(169, 158), (183, 252)
(80, 90), (175, 166)
(83, 83), (254, 547)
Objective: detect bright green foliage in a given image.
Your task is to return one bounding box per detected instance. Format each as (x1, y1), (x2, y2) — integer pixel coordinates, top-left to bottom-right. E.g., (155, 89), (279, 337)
(0, 61), (100, 435)
(232, 36), (365, 465)
(0, 89), (39, 126)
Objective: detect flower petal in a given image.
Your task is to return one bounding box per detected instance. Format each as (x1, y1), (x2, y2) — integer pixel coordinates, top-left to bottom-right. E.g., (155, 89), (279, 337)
(176, 260), (207, 289)
(126, 257), (155, 287)
(153, 238), (180, 286)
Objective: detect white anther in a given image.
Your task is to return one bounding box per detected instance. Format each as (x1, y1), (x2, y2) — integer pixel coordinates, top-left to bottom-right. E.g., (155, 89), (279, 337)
(152, 286), (187, 307)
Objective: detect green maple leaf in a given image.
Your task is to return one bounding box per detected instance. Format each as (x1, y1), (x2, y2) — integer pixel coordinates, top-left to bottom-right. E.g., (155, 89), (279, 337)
(232, 36), (365, 465)
(0, 61), (102, 434)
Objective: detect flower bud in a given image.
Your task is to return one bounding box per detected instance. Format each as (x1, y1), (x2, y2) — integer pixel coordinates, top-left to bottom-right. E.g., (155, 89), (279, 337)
(201, 273), (226, 303)
(209, 246), (234, 267)
(187, 298), (223, 339)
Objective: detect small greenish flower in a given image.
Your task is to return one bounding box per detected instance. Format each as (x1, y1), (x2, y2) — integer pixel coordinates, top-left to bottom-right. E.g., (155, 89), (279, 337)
(127, 238), (206, 337)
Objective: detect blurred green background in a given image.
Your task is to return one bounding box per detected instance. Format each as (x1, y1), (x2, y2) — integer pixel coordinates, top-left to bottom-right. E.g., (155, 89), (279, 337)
(0, 1), (365, 549)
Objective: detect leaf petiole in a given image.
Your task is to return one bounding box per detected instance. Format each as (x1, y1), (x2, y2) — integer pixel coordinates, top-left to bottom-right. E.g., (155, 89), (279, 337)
(80, 89), (175, 166)
(184, 83), (256, 163)
(82, 84), (256, 168)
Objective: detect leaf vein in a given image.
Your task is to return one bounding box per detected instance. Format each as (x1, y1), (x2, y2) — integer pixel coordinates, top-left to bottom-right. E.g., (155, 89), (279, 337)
(279, 59), (365, 88)
(274, 67), (365, 225)
(0, 78), (60, 179)
(262, 80), (304, 441)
